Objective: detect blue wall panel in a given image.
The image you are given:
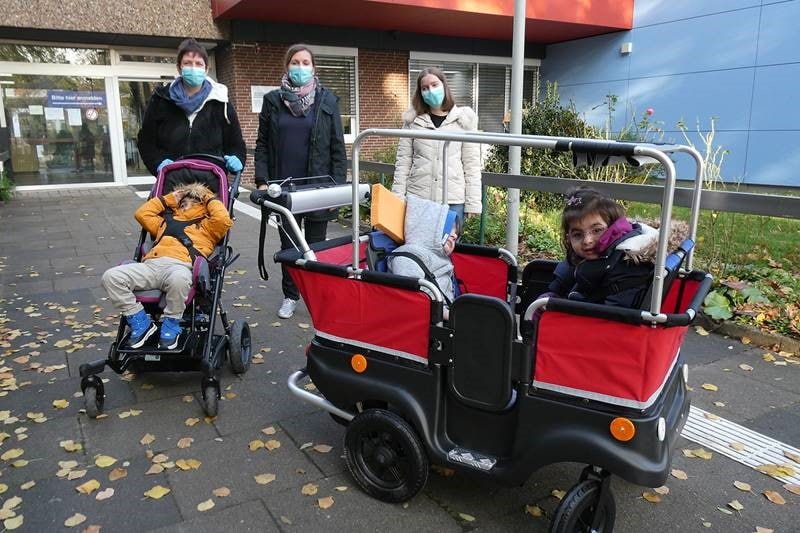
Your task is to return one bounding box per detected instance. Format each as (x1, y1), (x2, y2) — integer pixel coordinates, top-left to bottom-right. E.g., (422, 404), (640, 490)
(745, 131), (800, 186)
(750, 64), (800, 131)
(757, 1), (800, 65)
(670, 131), (749, 183)
(551, 81), (630, 132)
(538, 32), (631, 86)
(633, 0), (760, 27)
(629, 9), (760, 77)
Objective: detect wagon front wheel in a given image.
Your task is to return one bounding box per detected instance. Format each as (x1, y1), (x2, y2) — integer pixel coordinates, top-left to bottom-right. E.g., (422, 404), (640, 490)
(344, 409), (428, 503)
(550, 479), (616, 533)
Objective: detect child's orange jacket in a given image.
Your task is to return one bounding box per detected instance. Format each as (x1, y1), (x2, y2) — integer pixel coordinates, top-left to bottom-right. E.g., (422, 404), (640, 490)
(134, 191), (232, 264)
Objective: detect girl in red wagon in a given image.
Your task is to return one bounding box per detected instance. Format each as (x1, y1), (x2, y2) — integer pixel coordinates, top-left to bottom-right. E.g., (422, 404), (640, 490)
(547, 186), (661, 309)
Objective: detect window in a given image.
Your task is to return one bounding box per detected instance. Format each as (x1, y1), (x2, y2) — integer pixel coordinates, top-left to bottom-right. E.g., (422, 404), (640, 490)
(311, 48), (358, 143)
(0, 44), (110, 65)
(409, 56), (539, 133)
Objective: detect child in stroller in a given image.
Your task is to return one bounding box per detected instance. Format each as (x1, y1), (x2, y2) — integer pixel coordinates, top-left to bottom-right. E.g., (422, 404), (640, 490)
(102, 182), (232, 349)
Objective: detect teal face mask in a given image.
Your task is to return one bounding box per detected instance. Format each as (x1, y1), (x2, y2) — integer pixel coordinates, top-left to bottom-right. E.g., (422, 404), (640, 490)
(422, 85), (445, 108)
(181, 67), (206, 88)
(288, 65), (314, 86)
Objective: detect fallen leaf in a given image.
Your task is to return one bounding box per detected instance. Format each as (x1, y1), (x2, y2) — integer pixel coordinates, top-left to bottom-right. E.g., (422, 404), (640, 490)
(730, 442), (747, 452)
(76, 479), (101, 495)
(642, 492), (661, 503)
(431, 465), (456, 477)
(109, 468), (127, 481)
(185, 417), (200, 427)
(67, 469), (87, 480)
(3, 515), (24, 530)
(653, 486), (669, 495)
(695, 326), (709, 336)
(11, 460), (28, 468)
(741, 336), (751, 345)
(525, 504), (543, 517)
(716, 506), (733, 515)
(140, 433), (155, 445)
(763, 353), (776, 362)
(83, 524), (103, 533)
(0, 483), (6, 494)
(146, 464), (164, 475)
(144, 485), (171, 499)
(313, 444), (333, 453)
(763, 490), (785, 505)
(551, 489), (566, 500)
(197, 499), (215, 512)
(701, 383), (718, 392)
(783, 483), (800, 496)
(318, 496), (335, 509)
(265, 439), (281, 451)
(95, 455), (117, 468)
(671, 469), (688, 480)
(54, 339), (71, 348)
(95, 487), (114, 501)
(704, 413), (720, 421)
(713, 401), (726, 407)
(177, 437), (193, 449)
(261, 426), (276, 435)
(738, 363), (754, 372)
(254, 473), (276, 485)
(458, 512), (475, 522)
(1, 448), (24, 461)
(248, 440), (264, 451)
(727, 499), (744, 512)
(65, 513), (87, 527)
(152, 454), (169, 464)
(212, 486), (231, 497)
(175, 458), (201, 471)
(52, 399), (70, 409)
(754, 528), (774, 533)
(301, 483), (318, 495)
(784, 450), (800, 464)
(683, 448), (713, 460)
(334, 486), (348, 492)
(733, 481), (751, 492)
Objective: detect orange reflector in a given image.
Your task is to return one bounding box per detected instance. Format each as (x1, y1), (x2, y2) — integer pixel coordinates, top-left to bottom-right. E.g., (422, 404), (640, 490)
(610, 417), (635, 442)
(351, 354), (367, 373)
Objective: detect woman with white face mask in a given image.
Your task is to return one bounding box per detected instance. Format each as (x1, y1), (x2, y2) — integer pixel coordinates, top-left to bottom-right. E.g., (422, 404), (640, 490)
(392, 67), (482, 225)
(137, 38), (246, 177)
(254, 43), (347, 319)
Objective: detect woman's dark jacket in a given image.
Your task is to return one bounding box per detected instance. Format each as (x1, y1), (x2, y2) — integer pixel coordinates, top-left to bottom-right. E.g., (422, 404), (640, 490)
(137, 80), (247, 176)
(254, 86), (347, 221)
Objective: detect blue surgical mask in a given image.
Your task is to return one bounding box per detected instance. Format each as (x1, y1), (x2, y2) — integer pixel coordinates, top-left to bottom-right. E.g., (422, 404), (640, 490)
(181, 67), (206, 88)
(288, 65), (314, 86)
(422, 85), (445, 108)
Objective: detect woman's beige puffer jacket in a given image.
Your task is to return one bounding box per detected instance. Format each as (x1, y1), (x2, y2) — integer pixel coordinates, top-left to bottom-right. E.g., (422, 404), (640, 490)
(392, 105), (482, 214)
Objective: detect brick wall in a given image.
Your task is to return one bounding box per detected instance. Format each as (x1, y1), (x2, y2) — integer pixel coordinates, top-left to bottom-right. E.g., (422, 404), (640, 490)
(358, 49), (409, 160)
(217, 43), (409, 184)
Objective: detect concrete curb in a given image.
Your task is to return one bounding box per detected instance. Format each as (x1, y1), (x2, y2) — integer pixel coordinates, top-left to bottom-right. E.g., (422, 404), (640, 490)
(696, 313), (800, 354)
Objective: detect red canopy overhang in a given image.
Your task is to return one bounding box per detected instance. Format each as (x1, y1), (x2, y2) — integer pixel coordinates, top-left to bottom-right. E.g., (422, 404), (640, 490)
(212, 0), (633, 44)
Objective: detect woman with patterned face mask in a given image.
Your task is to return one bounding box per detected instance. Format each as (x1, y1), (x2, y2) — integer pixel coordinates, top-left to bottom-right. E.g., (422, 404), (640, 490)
(137, 38), (246, 177)
(254, 43), (347, 320)
(392, 67), (482, 226)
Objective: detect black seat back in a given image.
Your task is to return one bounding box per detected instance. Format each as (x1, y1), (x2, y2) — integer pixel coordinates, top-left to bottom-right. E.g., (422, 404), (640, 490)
(448, 294), (515, 411)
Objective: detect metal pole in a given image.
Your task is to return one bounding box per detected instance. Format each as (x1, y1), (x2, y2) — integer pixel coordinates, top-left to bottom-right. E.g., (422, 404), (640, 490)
(506, 0), (526, 255)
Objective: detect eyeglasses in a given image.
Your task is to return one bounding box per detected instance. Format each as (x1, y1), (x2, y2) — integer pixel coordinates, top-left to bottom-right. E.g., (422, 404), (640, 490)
(568, 225), (607, 243)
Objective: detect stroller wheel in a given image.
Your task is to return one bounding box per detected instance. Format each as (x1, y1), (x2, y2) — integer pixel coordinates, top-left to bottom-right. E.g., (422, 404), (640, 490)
(344, 409), (428, 503)
(84, 386), (103, 419)
(202, 385), (219, 417)
(550, 479), (616, 533)
(228, 320), (252, 374)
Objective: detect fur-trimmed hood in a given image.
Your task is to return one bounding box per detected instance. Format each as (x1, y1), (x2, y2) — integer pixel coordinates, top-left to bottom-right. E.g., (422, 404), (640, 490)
(621, 219), (690, 264)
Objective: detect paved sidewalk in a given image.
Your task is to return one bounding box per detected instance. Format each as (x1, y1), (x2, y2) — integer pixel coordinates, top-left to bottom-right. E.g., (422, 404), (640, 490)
(0, 187), (799, 532)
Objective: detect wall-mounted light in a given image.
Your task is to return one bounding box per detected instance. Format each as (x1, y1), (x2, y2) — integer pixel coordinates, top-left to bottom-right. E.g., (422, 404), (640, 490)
(620, 42), (633, 55)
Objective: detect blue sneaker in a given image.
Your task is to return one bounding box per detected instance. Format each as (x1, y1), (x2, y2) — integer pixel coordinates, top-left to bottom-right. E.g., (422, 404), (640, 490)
(125, 310), (157, 349)
(159, 317), (182, 350)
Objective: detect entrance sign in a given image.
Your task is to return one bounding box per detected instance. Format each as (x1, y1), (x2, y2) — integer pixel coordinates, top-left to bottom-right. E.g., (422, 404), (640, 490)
(47, 90), (107, 108)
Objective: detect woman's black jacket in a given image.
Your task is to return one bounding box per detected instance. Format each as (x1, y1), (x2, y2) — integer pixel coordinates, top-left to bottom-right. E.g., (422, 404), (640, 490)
(254, 86), (347, 221)
(137, 82), (247, 176)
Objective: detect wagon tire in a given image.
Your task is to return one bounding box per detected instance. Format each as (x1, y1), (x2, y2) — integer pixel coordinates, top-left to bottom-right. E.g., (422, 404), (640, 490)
(228, 320), (251, 374)
(202, 385), (219, 417)
(344, 409), (428, 503)
(83, 386), (102, 419)
(550, 479), (616, 533)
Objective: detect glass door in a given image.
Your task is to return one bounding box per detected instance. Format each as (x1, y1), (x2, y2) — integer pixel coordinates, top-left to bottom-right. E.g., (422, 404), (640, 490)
(1, 74), (111, 186)
(118, 79), (162, 177)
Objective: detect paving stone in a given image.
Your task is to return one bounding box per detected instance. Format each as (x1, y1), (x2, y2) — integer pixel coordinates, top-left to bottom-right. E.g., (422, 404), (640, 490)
(150, 499), (279, 533)
(279, 410), (348, 477)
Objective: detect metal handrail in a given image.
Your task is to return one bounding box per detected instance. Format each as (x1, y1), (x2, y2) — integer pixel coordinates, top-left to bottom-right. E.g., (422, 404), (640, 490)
(351, 129), (704, 317)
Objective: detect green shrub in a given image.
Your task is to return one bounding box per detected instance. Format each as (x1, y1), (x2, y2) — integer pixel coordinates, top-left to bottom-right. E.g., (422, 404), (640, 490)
(0, 170), (14, 201)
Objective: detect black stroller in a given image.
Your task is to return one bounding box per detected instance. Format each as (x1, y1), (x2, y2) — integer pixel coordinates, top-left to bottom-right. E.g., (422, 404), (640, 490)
(79, 155), (251, 417)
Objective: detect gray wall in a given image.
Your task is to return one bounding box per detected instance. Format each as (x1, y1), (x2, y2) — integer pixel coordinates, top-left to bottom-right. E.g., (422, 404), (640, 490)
(539, 0), (800, 187)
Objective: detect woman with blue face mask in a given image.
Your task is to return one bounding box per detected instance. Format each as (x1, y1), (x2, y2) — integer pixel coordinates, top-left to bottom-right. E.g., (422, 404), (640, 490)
(254, 43), (347, 319)
(393, 67), (482, 225)
(137, 38), (246, 177)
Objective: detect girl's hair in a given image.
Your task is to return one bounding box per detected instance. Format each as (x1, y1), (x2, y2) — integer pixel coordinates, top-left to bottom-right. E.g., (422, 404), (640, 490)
(283, 43), (316, 69)
(411, 67), (455, 116)
(176, 38), (208, 68)
(560, 186), (626, 264)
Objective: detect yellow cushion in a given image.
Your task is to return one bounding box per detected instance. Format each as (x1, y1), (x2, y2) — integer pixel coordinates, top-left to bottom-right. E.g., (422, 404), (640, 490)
(370, 183), (406, 242)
